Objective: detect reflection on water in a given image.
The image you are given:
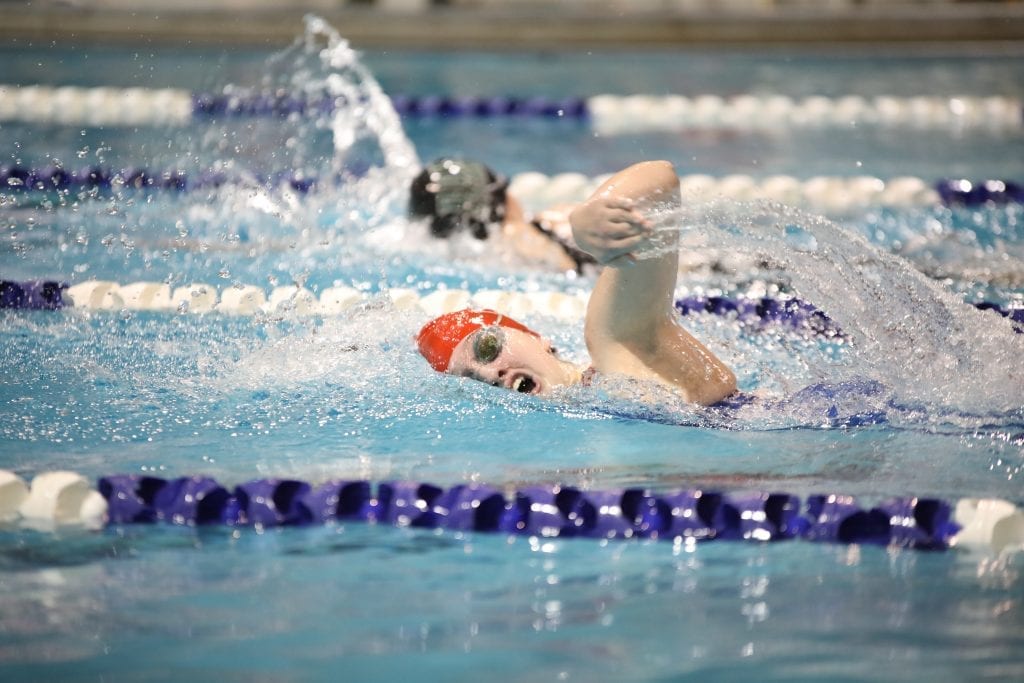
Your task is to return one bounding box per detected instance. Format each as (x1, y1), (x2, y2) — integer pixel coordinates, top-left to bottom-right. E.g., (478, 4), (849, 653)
(0, 525), (1020, 681)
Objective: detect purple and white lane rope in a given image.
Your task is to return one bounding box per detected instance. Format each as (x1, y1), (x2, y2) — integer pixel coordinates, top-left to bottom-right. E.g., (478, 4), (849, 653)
(2, 165), (1021, 207)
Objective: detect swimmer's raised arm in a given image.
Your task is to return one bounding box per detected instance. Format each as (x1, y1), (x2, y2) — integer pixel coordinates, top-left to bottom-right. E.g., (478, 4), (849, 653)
(568, 189), (652, 266)
(570, 161), (737, 405)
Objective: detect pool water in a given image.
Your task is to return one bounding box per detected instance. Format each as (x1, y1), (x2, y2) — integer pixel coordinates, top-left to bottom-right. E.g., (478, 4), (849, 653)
(1, 19), (1023, 681)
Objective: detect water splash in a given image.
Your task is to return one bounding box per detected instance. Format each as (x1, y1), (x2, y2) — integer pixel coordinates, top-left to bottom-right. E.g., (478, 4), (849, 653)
(644, 198), (1024, 414)
(303, 15), (418, 176)
(863, 204), (1024, 299)
(135, 15), (422, 264)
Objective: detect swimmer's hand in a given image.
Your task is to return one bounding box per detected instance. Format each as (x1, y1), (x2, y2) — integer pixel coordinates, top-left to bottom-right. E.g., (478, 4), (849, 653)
(569, 195), (653, 265)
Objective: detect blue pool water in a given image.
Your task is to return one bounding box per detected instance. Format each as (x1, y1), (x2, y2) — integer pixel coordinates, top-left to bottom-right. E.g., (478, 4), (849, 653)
(1, 20), (1023, 681)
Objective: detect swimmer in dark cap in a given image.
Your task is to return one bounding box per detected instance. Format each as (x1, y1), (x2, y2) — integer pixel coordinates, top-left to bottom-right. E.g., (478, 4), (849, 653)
(409, 157), (597, 274)
(416, 160), (737, 406)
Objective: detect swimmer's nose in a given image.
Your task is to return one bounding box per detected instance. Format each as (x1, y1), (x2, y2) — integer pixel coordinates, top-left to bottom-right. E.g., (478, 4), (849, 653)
(475, 365), (507, 387)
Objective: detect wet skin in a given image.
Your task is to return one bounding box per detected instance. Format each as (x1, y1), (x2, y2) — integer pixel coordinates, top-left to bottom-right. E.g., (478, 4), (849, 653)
(446, 325), (581, 396)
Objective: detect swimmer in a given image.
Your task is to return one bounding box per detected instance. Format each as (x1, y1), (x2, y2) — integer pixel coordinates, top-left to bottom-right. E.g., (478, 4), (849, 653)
(416, 160), (738, 406)
(409, 157), (597, 274)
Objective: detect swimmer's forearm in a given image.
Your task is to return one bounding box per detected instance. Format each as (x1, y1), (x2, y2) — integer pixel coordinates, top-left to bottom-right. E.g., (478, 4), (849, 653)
(582, 161), (682, 340)
(580, 161), (736, 404)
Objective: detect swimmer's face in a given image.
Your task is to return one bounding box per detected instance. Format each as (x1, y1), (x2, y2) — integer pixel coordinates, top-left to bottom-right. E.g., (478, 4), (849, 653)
(446, 325), (579, 396)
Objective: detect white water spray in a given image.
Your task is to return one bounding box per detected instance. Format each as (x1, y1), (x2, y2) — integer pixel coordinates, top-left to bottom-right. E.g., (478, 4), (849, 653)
(648, 198), (1024, 413)
(302, 15), (419, 177)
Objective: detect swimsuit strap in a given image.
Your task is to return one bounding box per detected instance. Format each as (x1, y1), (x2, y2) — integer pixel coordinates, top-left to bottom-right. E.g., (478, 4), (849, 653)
(528, 218), (597, 274)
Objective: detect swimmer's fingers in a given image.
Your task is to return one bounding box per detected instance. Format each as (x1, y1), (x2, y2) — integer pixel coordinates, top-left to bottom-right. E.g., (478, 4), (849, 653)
(570, 197), (650, 259)
(601, 216), (650, 239)
(605, 197), (652, 219)
(595, 234), (648, 264)
(602, 205), (651, 232)
(598, 208), (652, 236)
(578, 220), (643, 251)
(597, 195), (636, 212)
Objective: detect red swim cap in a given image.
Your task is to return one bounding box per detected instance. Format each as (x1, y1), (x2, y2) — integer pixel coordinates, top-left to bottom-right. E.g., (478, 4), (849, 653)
(416, 308), (539, 372)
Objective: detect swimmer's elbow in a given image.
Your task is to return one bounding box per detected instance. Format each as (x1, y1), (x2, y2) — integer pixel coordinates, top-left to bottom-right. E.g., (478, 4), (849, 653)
(723, 364), (737, 391)
(623, 160), (678, 196)
(628, 159), (675, 177)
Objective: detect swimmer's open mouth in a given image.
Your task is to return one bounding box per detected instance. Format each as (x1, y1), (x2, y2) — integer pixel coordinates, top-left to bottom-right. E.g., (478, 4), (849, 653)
(511, 374), (537, 394)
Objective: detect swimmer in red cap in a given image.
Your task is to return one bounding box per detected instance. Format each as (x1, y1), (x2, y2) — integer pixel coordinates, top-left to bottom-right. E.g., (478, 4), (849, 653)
(416, 161), (737, 406)
(417, 308), (581, 395)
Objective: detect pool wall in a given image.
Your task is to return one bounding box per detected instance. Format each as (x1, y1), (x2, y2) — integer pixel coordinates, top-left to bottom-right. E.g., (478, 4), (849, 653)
(3, 1), (1024, 49)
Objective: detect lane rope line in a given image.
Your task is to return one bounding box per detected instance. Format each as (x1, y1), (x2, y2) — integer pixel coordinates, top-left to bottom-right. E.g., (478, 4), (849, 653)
(1, 468), (1021, 553)
(2, 164), (1021, 211)
(0, 85), (1019, 131)
(2, 280), (1021, 336)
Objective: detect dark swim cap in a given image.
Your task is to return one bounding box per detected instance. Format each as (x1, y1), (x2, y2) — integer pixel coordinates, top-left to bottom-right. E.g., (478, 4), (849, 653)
(409, 158), (509, 240)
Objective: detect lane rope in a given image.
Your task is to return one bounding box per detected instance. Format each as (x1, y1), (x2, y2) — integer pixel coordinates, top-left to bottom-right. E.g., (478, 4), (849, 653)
(586, 93), (1023, 134)
(2, 164), (1021, 210)
(2, 280), (1021, 336)
(1, 468), (1021, 553)
(0, 85), (1020, 132)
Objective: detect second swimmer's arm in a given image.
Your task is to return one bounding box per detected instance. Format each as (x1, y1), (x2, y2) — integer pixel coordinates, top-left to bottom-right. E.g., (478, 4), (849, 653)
(570, 161), (736, 405)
